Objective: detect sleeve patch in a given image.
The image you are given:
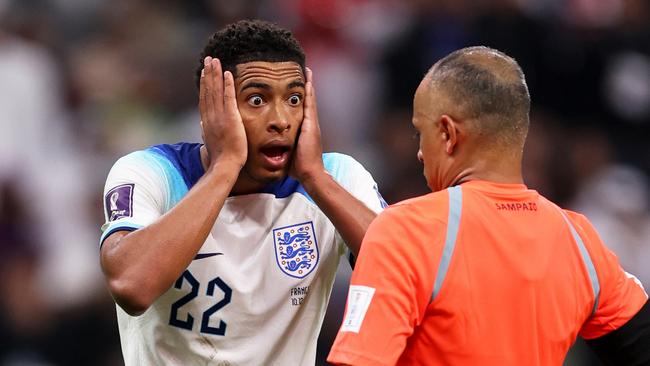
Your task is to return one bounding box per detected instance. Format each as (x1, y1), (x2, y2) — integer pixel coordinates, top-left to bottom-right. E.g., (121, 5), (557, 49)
(105, 183), (134, 221)
(340, 285), (376, 333)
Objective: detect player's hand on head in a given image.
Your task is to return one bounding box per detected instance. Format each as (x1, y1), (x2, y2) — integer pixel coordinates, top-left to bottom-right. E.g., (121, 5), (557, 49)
(199, 56), (248, 170)
(292, 67), (325, 183)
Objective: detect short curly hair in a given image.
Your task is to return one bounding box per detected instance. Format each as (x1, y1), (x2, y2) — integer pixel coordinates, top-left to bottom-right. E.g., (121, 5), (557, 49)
(195, 19), (306, 90)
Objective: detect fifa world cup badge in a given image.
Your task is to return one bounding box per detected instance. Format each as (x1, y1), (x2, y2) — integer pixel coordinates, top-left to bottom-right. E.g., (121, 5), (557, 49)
(273, 221), (319, 279)
(105, 184), (134, 221)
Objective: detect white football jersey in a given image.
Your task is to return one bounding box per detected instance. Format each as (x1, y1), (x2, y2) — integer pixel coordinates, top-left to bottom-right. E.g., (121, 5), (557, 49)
(100, 143), (386, 366)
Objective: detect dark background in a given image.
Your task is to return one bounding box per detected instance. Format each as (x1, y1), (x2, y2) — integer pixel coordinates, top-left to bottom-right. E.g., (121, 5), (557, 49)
(1, 0), (649, 364)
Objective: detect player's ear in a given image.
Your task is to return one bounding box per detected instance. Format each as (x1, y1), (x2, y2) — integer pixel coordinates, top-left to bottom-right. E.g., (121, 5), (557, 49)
(439, 115), (458, 155)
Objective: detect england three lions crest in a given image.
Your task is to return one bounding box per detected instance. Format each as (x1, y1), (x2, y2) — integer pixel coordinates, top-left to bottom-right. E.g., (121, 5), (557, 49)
(273, 221), (319, 279)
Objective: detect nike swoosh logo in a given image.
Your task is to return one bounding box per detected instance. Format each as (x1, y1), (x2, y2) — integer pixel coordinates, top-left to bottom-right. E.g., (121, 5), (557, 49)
(194, 253), (224, 260)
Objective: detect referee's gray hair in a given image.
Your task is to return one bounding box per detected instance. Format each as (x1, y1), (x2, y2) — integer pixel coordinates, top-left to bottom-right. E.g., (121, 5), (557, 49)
(426, 46), (531, 147)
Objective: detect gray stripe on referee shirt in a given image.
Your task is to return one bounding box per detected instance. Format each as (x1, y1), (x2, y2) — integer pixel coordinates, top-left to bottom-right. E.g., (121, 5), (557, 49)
(561, 212), (601, 315)
(431, 185), (463, 303)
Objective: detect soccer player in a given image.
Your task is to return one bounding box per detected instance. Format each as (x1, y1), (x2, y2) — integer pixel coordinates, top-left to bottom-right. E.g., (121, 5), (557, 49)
(328, 46), (650, 366)
(99, 20), (386, 365)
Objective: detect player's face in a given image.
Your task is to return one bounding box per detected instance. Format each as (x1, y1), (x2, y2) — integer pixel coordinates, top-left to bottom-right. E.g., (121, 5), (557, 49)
(412, 79), (446, 192)
(234, 61), (305, 186)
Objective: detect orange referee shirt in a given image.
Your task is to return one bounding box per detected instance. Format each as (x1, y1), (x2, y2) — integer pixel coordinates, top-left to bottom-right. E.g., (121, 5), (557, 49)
(328, 180), (648, 366)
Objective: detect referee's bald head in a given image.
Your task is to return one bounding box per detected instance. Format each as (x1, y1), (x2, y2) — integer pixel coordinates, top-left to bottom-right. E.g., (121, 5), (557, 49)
(425, 46), (531, 149)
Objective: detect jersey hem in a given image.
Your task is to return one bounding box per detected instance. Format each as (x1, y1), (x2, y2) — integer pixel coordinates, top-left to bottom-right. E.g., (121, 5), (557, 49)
(100, 223), (142, 247)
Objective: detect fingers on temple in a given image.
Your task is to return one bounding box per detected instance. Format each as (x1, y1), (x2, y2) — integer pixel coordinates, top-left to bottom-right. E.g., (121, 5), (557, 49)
(201, 56), (228, 123)
(304, 67), (317, 115)
(203, 57), (217, 121)
(212, 58), (224, 115)
(223, 71), (239, 118)
(199, 58), (209, 120)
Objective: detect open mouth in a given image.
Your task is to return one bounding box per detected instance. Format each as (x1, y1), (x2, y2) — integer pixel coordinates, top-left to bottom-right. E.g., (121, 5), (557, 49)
(260, 144), (291, 170)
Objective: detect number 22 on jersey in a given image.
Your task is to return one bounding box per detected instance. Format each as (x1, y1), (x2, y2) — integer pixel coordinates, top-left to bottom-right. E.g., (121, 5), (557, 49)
(168, 270), (232, 336)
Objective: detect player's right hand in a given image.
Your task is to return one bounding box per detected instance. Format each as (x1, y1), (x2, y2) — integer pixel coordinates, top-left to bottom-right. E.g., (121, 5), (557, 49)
(199, 56), (247, 171)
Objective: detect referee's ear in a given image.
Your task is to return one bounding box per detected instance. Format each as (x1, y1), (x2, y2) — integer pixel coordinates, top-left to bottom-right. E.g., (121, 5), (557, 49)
(585, 300), (650, 365)
(439, 114), (459, 156)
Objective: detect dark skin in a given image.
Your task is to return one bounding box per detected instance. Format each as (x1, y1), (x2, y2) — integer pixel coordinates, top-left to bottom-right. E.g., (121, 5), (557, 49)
(100, 57), (377, 316)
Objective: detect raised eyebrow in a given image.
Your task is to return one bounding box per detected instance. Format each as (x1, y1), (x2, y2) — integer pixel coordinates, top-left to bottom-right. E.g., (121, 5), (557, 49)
(240, 82), (270, 92)
(287, 80), (305, 90)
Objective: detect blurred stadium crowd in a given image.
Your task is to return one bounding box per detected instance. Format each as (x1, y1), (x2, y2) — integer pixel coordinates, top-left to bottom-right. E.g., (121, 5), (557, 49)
(0, 0), (648, 365)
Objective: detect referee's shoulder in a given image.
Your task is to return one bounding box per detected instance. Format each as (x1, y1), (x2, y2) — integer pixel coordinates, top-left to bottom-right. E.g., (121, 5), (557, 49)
(562, 208), (590, 223)
(390, 189), (447, 209)
(381, 190), (449, 224)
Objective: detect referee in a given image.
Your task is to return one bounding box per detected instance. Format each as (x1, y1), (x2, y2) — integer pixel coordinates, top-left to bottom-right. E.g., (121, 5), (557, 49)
(328, 46), (649, 366)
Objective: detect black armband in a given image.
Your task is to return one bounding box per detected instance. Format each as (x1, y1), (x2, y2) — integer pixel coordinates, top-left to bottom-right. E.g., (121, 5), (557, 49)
(586, 300), (650, 366)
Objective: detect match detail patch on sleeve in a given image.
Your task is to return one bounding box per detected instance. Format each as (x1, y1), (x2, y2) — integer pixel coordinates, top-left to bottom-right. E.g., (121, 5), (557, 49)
(340, 285), (376, 333)
(105, 183), (134, 221)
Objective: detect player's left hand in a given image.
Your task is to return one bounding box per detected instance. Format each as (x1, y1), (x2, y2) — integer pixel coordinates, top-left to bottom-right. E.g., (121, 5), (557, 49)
(292, 67), (325, 184)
